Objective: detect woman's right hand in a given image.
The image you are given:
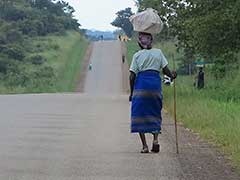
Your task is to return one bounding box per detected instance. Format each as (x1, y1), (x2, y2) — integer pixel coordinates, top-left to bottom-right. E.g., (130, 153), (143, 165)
(171, 71), (177, 80)
(129, 95), (132, 102)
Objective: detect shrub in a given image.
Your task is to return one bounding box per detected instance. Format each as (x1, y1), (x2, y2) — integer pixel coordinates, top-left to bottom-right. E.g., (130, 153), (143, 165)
(1, 45), (25, 61)
(25, 66), (56, 89)
(51, 44), (60, 50)
(2, 7), (27, 21)
(35, 66), (55, 78)
(0, 57), (10, 74)
(0, 34), (7, 44)
(6, 30), (23, 43)
(29, 55), (46, 65)
(4, 68), (29, 87)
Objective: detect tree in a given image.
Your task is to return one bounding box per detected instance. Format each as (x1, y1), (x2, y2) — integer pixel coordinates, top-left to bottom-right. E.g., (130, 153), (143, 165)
(111, 8), (134, 37)
(136, 0), (240, 77)
(0, 0), (82, 89)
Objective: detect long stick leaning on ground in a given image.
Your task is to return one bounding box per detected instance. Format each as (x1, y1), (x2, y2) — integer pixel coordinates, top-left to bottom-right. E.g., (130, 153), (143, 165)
(172, 54), (179, 154)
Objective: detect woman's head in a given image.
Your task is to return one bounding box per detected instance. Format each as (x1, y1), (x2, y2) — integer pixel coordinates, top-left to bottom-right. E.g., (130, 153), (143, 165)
(138, 32), (153, 49)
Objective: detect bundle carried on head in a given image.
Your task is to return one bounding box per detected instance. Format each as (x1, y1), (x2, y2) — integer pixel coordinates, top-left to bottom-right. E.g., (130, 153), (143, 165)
(130, 8), (163, 34)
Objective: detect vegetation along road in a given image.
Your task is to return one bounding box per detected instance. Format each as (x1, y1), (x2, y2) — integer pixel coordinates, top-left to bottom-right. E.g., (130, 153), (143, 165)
(0, 0), (88, 93)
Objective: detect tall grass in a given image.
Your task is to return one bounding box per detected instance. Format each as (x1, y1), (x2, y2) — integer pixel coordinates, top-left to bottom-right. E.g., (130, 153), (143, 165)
(163, 77), (240, 167)
(126, 40), (140, 65)
(32, 31), (88, 92)
(126, 40), (240, 169)
(0, 31), (88, 93)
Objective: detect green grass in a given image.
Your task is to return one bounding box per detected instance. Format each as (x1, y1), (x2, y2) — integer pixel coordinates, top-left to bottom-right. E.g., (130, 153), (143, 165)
(0, 31), (88, 93)
(126, 40), (140, 65)
(154, 41), (182, 69)
(126, 40), (240, 169)
(39, 31), (88, 92)
(163, 77), (240, 167)
(31, 31), (88, 92)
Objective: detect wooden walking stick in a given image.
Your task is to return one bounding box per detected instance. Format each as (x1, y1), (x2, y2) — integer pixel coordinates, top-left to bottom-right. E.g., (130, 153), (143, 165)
(172, 54), (179, 154)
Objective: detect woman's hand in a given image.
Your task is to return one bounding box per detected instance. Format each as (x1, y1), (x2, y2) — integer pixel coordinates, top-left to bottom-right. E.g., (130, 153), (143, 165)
(163, 66), (177, 80)
(171, 71), (177, 80)
(129, 95), (132, 102)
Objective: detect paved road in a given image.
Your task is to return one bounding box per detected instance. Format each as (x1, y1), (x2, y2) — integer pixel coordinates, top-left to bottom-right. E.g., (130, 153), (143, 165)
(84, 41), (124, 94)
(0, 41), (239, 180)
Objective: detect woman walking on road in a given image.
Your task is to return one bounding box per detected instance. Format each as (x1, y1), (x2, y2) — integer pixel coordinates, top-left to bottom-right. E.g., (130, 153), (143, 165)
(129, 32), (177, 153)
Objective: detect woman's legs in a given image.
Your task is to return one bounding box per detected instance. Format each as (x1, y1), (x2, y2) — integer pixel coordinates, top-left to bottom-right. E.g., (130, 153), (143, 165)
(139, 133), (147, 147)
(139, 133), (148, 153)
(152, 133), (159, 144)
(138, 133), (160, 153)
(151, 133), (160, 153)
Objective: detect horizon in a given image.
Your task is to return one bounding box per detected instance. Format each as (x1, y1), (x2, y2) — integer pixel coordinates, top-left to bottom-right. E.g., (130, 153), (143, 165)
(64, 0), (137, 31)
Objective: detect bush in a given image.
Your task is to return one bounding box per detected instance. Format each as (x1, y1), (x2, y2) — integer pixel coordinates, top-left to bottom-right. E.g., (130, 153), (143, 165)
(19, 19), (47, 36)
(0, 33), (7, 44)
(1, 45), (25, 61)
(3, 64), (56, 89)
(4, 68), (29, 87)
(29, 55), (46, 65)
(25, 66), (56, 90)
(0, 57), (10, 74)
(2, 7), (27, 21)
(6, 30), (23, 43)
(34, 66), (55, 78)
(50, 44), (60, 50)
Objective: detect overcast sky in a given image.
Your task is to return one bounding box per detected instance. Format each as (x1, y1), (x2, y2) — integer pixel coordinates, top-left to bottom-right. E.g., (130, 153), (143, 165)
(65, 0), (137, 31)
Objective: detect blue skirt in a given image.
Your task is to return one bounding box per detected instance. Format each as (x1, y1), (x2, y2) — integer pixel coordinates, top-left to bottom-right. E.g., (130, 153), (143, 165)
(131, 71), (162, 133)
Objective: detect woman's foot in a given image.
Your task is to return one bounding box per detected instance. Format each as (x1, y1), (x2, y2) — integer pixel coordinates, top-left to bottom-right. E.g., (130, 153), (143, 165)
(140, 146), (149, 153)
(151, 140), (160, 153)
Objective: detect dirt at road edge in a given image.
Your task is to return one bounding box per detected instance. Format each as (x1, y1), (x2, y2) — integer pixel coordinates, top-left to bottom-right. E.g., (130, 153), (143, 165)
(76, 43), (93, 92)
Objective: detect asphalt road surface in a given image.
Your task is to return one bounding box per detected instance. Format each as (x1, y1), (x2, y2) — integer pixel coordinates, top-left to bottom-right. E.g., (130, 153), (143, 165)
(0, 41), (239, 180)
(84, 41), (123, 94)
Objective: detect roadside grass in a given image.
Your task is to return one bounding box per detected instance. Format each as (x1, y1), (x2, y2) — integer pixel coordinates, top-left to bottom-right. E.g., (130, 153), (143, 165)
(35, 31), (89, 92)
(126, 40), (140, 65)
(163, 76), (240, 167)
(126, 40), (240, 169)
(0, 31), (88, 93)
(56, 35), (88, 92)
(154, 41), (182, 69)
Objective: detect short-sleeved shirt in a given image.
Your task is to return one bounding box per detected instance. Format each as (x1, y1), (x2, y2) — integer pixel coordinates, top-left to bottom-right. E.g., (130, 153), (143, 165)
(129, 48), (168, 74)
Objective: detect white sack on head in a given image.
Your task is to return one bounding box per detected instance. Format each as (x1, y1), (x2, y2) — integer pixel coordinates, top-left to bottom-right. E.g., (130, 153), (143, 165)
(129, 8), (163, 34)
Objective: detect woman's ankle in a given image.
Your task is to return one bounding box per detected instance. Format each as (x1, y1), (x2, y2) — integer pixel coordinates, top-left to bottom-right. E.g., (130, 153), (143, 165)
(143, 144), (148, 148)
(153, 140), (158, 145)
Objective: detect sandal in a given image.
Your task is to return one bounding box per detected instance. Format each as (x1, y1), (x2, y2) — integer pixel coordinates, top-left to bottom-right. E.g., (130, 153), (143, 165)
(151, 143), (160, 153)
(140, 147), (149, 153)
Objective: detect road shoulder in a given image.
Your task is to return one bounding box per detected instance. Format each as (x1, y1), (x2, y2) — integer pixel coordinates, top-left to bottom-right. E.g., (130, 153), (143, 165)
(162, 112), (240, 180)
(76, 43), (93, 92)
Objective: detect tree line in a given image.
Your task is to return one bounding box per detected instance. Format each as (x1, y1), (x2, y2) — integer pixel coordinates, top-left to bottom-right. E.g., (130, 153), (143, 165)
(112, 0), (240, 78)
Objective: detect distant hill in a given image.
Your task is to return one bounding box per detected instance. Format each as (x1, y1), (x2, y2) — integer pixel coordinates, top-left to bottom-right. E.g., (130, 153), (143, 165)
(85, 29), (116, 41)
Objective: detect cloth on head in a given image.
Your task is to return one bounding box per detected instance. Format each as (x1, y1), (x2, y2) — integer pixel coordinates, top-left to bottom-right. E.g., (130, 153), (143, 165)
(138, 32), (153, 49)
(130, 8), (163, 34)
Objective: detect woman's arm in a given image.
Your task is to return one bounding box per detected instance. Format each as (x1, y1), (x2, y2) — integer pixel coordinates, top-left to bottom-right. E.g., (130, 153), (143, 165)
(129, 71), (136, 101)
(163, 66), (177, 80)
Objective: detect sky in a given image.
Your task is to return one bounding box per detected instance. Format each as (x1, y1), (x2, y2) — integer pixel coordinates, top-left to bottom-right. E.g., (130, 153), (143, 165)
(64, 0), (137, 31)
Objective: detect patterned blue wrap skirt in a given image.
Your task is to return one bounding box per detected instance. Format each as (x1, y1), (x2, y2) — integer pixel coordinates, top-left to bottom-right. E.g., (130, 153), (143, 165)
(131, 70), (162, 133)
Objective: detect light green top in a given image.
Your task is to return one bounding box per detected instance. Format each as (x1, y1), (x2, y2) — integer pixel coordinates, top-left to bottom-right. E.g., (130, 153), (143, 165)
(130, 48), (168, 74)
